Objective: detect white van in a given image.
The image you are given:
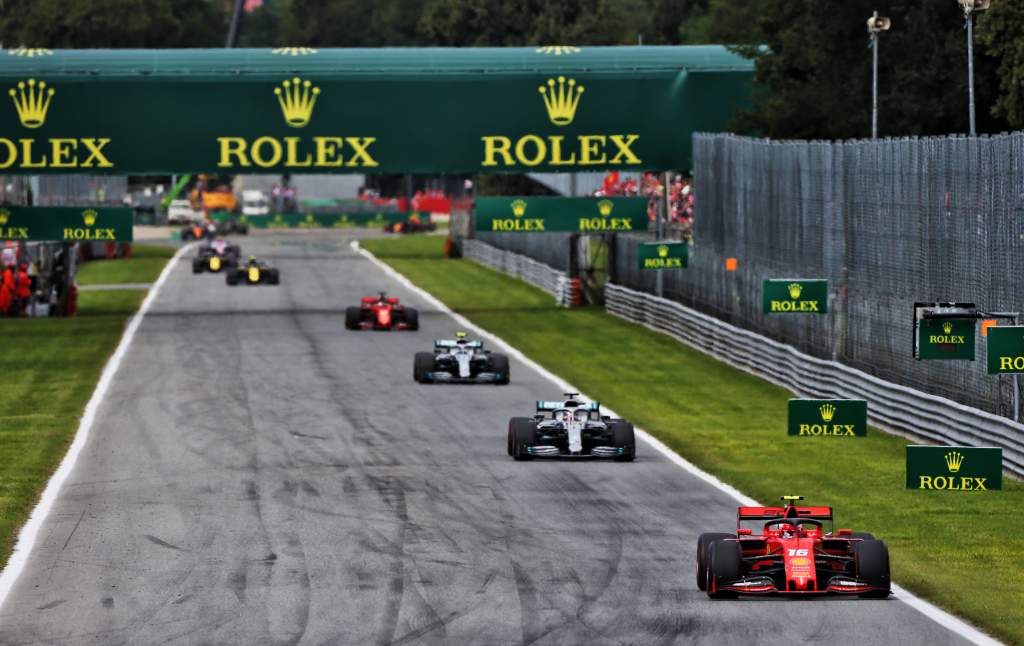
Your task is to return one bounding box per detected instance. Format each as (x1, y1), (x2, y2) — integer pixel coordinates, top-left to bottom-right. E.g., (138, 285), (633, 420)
(242, 190), (270, 216)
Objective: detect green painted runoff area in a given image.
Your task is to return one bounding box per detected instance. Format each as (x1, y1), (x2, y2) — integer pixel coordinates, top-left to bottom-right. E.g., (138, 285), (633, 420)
(362, 235), (1023, 644)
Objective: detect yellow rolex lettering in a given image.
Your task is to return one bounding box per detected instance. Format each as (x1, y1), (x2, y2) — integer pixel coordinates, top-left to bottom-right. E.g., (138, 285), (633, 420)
(579, 135), (606, 165)
(999, 356), (1024, 370)
(0, 138), (16, 169)
(491, 218), (544, 232)
(346, 137), (378, 167)
(548, 136), (577, 165)
(218, 137), (250, 167)
(250, 137), (283, 168)
(973, 477), (987, 490)
(482, 136), (514, 167)
(514, 135), (546, 166)
(609, 134), (641, 164)
(80, 138), (113, 168)
(284, 137), (312, 167)
(50, 138), (78, 168)
(314, 137), (344, 167)
(20, 139), (46, 168)
(918, 476), (933, 489)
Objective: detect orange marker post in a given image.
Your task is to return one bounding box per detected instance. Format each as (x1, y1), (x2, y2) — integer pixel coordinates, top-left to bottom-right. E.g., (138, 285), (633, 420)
(725, 258), (738, 271)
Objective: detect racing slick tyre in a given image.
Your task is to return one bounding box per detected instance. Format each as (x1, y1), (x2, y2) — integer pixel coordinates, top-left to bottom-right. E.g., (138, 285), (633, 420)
(706, 540), (741, 599)
(413, 352), (434, 383)
(490, 353), (510, 384)
(267, 269), (280, 285)
(345, 306), (362, 330)
(696, 533), (735, 591)
(852, 532), (875, 541)
(192, 258), (203, 274)
(403, 307), (419, 330)
(509, 417), (536, 460)
(854, 539), (891, 598)
(225, 271), (240, 286)
(609, 421), (636, 461)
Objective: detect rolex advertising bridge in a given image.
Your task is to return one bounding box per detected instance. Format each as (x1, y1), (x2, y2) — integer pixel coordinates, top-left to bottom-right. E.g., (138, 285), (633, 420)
(0, 46), (752, 175)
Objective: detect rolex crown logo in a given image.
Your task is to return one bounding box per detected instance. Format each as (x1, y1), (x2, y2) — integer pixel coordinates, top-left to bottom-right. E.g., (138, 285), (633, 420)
(788, 283), (803, 299)
(274, 77), (320, 128)
(945, 451), (964, 473)
(0, 209), (9, 225)
(657, 245), (669, 258)
(943, 321), (953, 334)
(510, 199), (527, 217)
(597, 199), (614, 217)
(82, 209), (98, 226)
(9, 78), (55, 128)
(538, 76), (583, 126)
(819, 403), (836, 422)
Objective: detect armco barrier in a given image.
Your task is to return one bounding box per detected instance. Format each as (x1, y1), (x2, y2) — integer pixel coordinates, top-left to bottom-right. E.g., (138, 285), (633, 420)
(463, 239), (572, 307)
(605, 283), (1024, 477)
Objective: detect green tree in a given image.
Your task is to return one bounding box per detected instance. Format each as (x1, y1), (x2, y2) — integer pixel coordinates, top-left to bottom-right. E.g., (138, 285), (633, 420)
(679, 0), (761, 44)
(727, 0), (1007, 139)
(417, 0), (688, 47)
(0, 0), (227, 48)
(281, 0), (429, 47)
(977, 0), (1024, 129)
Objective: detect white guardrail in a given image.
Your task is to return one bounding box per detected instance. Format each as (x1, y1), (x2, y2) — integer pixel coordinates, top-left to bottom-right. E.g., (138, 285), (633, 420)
(605, 283), (1024, 477)
(463, 239), (572, 307)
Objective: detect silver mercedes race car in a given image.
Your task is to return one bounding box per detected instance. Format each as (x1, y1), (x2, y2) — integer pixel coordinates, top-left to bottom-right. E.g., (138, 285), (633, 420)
(414, 332), (510, 384)
(507, 393), (636, 461)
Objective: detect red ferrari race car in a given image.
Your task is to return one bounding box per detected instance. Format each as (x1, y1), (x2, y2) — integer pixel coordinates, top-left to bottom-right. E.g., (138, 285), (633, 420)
(345, 292), (419, 331)
(697, 496), (890, 598)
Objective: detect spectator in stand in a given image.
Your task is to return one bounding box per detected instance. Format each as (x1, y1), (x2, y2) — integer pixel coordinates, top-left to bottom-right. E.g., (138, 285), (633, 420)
(1, 241), (14, 270)
(0, 264), (14, 317)
(15, 263), (31, 316)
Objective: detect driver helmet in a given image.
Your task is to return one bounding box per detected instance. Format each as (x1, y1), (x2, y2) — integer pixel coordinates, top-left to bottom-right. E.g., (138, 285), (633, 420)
(248, 255), (257, 264)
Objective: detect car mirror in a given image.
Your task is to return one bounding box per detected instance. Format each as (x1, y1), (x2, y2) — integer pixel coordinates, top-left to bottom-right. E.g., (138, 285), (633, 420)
(837, 528), (852, 536)
(737, 528), (752, 536)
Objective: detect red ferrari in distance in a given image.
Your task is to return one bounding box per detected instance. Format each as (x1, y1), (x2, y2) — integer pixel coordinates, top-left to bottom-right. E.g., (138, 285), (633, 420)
(697, 496), (890, 598)
(345, 292), (419, 331)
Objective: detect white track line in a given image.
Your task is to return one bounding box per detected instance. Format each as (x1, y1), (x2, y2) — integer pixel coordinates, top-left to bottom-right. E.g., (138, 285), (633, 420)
(0, 242), (194, 612)
(354, 240), (1003, 646)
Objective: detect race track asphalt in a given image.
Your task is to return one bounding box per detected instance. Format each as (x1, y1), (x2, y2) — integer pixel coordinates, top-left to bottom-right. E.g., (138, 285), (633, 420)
(0, 233), (974, 645)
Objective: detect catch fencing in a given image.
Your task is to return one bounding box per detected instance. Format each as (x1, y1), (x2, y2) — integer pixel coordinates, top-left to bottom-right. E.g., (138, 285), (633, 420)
(609, 133), (1024, 420)
(462, 239), (572, 306)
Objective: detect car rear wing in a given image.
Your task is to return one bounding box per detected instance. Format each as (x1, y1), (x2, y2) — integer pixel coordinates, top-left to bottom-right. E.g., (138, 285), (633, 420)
(738, 506), (833, 522)
(435, 339), (482, 349)
(536, 401), (600, 412)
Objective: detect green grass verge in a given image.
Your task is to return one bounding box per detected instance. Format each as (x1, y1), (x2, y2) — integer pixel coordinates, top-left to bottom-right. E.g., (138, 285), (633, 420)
(76, 243), (175, 285)
(0, 289), (149, 570)
(363, 235), (1024, 645)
